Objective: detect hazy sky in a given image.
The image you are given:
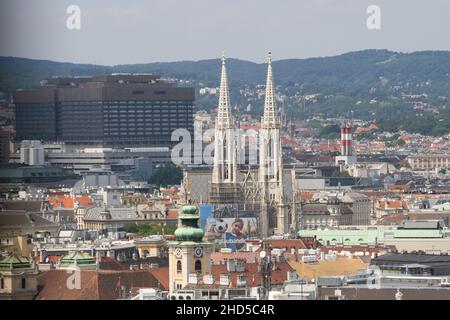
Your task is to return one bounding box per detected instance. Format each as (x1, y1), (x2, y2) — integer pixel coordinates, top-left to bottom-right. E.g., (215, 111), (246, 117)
(0, 0), (449, 65)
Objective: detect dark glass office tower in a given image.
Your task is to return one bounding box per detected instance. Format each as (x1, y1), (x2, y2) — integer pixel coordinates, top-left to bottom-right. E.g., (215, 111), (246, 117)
(13, 74), (195, 147)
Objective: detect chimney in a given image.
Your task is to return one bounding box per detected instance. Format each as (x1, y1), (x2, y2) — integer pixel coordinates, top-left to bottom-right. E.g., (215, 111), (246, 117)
(287, 270), (298, 281)
(220, 273), (230, 286)
(340, 124), (353, 156)
(226, 259), (236, 272)
(236, 259), (246, 272)
(188, 273), (199, 285)
(237, 274), (248, 287)
(203, 273), (214, 285)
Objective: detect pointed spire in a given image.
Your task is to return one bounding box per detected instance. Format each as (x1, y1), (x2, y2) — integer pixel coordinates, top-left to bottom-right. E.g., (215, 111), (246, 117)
(262, 52), (279, 128)
(216, 51), (232, 128)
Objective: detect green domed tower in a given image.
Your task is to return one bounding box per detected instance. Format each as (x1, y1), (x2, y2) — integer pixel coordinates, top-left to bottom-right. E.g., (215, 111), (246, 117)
(174, 205), (205, 242)
(58, 251), (97, 270)
(0, 253), (38, 300)
(168, 204), (214, 294)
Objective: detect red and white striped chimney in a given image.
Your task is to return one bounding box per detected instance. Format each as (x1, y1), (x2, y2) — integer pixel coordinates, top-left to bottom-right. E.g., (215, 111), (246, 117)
(340, 125), (353, 156)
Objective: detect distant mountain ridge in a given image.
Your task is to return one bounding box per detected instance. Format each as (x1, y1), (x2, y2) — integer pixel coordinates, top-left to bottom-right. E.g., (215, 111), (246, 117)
(2, 49), (450, 93)
(2, 50), (450, 136)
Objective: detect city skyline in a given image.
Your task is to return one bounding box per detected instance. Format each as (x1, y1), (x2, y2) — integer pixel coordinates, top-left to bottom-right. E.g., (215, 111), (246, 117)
(2, 0), (450, 303)
(1, 0), (450, 65)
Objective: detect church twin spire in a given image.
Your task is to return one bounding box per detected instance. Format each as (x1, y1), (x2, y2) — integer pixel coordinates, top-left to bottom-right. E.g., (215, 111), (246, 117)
(216, 51), (279, 129)
(216, 51), (233, 129)
(212, 52), (237, 184)
(262, 52), (280, 129)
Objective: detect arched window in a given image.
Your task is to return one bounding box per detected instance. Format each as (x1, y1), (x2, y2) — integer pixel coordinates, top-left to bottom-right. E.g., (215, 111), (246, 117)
(176, 260), (182, 274)
(21, 278), (26, 289)
(195, 260), (202, 273)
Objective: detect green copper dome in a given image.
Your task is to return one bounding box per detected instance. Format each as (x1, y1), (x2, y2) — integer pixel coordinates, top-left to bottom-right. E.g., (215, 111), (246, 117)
(179, 205), (200, 218)
(0, 253), (31, 269)
(60, 251), (96, 267)
(174, 204), (204, 242)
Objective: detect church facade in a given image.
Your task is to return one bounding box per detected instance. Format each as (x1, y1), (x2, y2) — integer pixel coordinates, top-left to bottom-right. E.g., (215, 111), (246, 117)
(182, 52), (299, 237)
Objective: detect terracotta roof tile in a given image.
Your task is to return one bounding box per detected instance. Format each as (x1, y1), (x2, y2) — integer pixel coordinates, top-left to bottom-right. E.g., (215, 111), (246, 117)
(36, 269), (162, 300)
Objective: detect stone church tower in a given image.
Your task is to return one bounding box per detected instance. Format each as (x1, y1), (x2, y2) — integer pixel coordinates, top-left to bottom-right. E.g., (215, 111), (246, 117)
(168, 205), (214, 293)
(210, 52), (241, 204)
(258, 52), (288, 236)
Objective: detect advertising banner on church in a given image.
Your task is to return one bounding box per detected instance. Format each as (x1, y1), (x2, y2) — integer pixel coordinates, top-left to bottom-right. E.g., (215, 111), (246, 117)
(204, 217), (259, 252)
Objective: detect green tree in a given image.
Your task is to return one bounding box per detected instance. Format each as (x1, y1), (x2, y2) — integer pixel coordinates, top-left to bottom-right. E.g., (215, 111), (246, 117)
(123, 223), (139, 234)
(149, 163), (182, 187)
(332, 170), (351, 177)
(163, 224), (177, 235)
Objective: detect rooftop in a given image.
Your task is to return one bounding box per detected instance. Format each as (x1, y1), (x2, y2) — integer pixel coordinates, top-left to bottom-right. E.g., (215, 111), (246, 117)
(288, 258), (368, 282)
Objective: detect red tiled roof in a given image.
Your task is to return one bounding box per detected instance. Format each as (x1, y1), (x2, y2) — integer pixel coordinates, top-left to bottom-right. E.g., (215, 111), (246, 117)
(143, 262), (293, 290)
(376, 213), (404, 225)
(148, 268), (170, 291)
(266, 239), (306, 251)
(210, 262), (292, 287)
(166, 209), (179, 219)
(300, 191), (315, 202)
(378, 200), (408, 209)
(36, 269), (163, 300)
(48, 196), (93, 209)
(211, 251), (260, 264)
(354, 124), (378, 135)
(240, 124), (260, 131)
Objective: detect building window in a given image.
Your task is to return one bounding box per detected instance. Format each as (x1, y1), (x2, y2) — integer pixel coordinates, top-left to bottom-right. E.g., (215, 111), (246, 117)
(21, 278), (26, 289)
(177, 260), (182, 274)
(0, 278), (3, 289)
(195, 260), (202, 273)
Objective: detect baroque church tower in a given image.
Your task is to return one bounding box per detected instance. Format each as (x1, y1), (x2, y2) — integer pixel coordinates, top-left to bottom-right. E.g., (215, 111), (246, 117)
(168, 205), (214, 294)
(259, 52), (288, 236)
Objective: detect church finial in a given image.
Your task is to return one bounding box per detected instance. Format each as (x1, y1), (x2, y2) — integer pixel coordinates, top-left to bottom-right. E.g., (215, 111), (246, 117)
(262, 51), (279, 128)
(216, 51), (232, 129)
(222, 50), (226, 65)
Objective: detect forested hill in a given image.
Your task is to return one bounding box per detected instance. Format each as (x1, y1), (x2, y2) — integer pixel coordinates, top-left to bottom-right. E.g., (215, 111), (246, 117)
(2, 49), (450, 135)
(2, 50), (450, 93)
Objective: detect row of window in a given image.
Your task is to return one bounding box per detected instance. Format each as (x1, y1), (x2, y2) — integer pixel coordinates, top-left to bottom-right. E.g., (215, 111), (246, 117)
(0, 278), (26, 289)
(176, 260), (202, 273)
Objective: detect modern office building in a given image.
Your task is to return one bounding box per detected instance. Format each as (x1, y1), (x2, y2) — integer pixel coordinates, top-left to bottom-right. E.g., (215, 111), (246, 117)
(0, 130), (10, 164)
(13, 74), (195, 147)
(41, 145), (170, 174)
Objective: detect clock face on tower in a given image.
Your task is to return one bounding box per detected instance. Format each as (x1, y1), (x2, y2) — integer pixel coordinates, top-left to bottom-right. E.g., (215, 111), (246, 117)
(174, 247), (182, 258)
(194, 247), (203, 258)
